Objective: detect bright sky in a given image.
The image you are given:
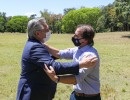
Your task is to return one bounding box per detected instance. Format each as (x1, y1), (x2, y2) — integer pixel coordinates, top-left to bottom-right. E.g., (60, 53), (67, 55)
(0, 0), (115, 17)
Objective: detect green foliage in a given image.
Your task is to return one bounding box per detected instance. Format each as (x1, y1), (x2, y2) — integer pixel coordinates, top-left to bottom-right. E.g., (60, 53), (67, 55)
(1, 1), (130, 33)
(117, 22), (123, 27)
(96, 16), (106, 32)
(1, 0), (130, 33)
(0, 17), (5, 32)
(97, 0), (130, 32)
(114, 0), (130, 31)
(6, 16), (28, 33)
(40, 9), (51, 23)
(97, 4), (116, 32)
(0, 12), (8, 32)
(62, 8), (101, 33)
(40, 9), (63, 33)
(63, 8), (76, 15)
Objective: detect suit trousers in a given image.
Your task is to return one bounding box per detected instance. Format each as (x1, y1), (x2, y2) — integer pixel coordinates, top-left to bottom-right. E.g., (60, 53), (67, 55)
(70, 91), (101, 100)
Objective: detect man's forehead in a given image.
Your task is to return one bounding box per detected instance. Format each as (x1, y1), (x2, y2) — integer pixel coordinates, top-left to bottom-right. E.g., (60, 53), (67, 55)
(75, 28), (83, 35)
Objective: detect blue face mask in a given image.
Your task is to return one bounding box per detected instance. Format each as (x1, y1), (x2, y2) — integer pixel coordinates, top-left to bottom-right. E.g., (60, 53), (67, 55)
(71, 37), (81, 46)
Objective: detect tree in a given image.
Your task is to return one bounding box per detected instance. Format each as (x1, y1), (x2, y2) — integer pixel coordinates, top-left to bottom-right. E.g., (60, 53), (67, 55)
(97, 4), (117, 32)
(114, 0), (130, 31)
(0, 12), (8, 32)
(40, 9), (51, 23)
(0, 17), (5, 32)
(63, 8), (76, 15)
(96, 15), (106, 32)
(6, 16), (28, 33)
(62, 8), (101, 33)
(40, 9), (63, 33)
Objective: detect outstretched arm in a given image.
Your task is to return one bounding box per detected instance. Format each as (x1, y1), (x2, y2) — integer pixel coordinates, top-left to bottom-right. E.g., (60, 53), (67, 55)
(31, 43), (97, 75)
(44, 44), (98, 69)
(44, 43), (60, 58)
(44, 53), (98, 84)
(44, 64), (77, 84)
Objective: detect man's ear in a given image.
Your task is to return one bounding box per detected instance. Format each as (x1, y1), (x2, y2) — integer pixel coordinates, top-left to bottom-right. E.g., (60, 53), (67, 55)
(83, 39), (88, 44)
(35, 31), (40, 36)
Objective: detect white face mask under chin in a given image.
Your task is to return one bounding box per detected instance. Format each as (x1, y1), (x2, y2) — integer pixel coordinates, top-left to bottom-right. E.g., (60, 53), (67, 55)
(43, 31), (51, 42)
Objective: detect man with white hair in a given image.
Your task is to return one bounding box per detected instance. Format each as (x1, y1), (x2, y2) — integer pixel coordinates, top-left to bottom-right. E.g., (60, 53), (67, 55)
(16, 18), (97, 100)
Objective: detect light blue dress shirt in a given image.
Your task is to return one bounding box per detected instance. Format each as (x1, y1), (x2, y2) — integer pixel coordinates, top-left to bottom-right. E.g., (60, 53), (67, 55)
(59, 45), (100, 94)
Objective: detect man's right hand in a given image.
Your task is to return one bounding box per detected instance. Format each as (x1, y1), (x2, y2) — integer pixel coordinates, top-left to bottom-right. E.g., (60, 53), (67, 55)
(79, 54), (98, 68)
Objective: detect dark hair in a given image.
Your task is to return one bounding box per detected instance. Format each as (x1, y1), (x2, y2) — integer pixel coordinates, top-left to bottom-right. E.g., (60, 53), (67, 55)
(77, 24), (95, 46)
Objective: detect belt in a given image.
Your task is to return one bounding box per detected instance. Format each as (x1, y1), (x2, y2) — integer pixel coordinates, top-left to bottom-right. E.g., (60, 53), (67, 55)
(75, 92), (100, 97)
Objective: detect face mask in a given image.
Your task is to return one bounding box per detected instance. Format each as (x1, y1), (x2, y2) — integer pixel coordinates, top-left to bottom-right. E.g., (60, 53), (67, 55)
(71, 37), (81, 46)
(43, 31), (51, 42)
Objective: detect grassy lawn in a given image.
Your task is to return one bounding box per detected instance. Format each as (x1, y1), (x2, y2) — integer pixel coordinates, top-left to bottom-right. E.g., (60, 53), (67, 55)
(0, 32), (130, 100)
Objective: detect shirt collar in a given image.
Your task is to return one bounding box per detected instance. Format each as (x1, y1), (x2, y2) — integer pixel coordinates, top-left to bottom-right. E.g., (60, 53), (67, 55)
(78, 45), (91, 52)
(28, 37), (41, 43)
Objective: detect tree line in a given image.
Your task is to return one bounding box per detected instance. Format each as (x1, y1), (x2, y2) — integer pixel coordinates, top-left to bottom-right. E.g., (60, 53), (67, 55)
(0, 0), (130, 33)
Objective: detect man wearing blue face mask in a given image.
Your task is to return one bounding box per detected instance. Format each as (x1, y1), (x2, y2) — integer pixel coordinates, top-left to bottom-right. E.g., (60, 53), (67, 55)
(44, 24), (101, 100)
(16, 18), (98, 100)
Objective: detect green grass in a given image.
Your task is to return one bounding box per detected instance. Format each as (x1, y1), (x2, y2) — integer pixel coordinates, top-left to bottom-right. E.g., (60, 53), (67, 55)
(0, 32), (130, 100)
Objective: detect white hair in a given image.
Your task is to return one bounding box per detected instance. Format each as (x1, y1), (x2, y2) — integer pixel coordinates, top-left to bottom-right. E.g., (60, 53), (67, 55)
(27, 17), (46, 39)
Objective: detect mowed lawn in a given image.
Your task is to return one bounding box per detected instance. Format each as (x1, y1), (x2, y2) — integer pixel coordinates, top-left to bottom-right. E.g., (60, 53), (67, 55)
(0, 32), (130, 100)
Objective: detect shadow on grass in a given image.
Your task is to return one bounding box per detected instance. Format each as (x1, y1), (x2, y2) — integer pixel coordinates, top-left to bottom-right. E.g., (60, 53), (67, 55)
(122, 35), (130, 38)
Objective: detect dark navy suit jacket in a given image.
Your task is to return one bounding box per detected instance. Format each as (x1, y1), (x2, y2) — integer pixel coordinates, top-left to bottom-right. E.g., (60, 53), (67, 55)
(16, 38), (79, 100)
